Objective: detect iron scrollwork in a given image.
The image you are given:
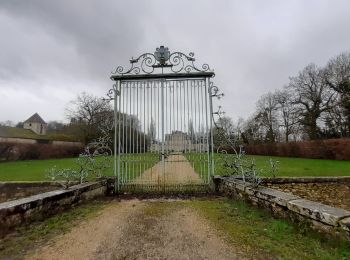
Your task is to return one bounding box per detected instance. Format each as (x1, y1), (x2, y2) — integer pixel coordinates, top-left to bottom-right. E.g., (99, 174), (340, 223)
(111, 45), (212, 75)
(103, 84), (118, 101)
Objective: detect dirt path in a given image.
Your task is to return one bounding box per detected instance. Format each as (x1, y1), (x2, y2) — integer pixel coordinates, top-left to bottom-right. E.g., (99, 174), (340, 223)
(27, 199), (244, 260)
(132, 154), (203, 185)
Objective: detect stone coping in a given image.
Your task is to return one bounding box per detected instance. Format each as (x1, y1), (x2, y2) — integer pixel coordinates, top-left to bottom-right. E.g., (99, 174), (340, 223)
(0, 181), (106, 236)
(262, 176), (350, 184)
(0, 182), (102, 210)
(214, 176), (350, 231)
(217, 176), (350, 184)
(0, 181), (63, 187)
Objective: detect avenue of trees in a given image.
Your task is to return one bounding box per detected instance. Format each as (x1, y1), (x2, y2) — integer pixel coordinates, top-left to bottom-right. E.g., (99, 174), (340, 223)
(217, 51), (350, 145)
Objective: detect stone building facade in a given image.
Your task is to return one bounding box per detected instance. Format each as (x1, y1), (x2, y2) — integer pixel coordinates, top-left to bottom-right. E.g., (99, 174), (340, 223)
(23, 113), (47, 135)
(150, 131), (208, 153)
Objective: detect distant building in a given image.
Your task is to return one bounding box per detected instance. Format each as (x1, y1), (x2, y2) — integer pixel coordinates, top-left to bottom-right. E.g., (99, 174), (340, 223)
(23, 113), (47, 135)
(165, 131), (192, 152)
(150, 131), (208, 153)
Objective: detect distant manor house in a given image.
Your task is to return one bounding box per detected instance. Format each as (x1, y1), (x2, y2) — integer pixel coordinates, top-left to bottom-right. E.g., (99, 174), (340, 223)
(150, 131), (207, 153)
(23, 113), (47, 135)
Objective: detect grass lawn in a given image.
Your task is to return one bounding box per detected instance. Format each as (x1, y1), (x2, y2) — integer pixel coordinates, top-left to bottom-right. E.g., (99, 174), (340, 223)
(0, 153), (350, 181)
(0, 153), (160, 182)
(191, 153), (350, 178)
(248, 155), (350, 177)
(190, 198), (350, 259)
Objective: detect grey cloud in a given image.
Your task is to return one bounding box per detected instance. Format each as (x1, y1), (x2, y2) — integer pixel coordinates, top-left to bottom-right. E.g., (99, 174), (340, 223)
(1, 0), (350, 123)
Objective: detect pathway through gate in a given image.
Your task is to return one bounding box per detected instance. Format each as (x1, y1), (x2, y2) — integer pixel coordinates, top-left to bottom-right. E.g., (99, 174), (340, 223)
(109, 46), (218, 193)
(133, 155), (202, 185)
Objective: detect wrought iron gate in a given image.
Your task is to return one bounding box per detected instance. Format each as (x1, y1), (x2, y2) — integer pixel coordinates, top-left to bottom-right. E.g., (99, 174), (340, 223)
(109, 46), (216, 192)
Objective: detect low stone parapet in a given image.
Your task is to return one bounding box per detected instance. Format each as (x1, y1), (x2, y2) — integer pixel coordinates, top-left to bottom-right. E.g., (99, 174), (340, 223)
(0, 182), (107, 237)
(214, 176), (350, 240)
(262, 176), (350, 184)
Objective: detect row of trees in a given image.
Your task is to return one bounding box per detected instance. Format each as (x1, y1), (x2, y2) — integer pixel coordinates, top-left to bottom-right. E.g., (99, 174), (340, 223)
(2, 93), (150, 152)
(218, 51), (350, 144)
(65, 93), (152, 153)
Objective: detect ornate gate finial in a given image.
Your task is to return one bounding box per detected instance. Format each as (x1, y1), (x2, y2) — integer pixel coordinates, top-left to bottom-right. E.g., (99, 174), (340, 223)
(154, 46), (170, 66)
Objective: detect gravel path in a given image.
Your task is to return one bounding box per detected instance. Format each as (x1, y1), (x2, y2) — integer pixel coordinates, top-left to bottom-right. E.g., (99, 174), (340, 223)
(27, 199), (243, 260)
(132, 154), (203, 185)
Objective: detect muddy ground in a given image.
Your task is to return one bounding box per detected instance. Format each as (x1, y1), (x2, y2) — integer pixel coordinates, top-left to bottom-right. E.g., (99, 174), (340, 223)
(0, 183), (59, 203)
(267, 182), (350, 211)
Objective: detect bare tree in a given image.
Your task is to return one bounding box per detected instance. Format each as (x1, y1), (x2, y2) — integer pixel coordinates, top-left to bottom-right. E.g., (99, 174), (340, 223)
(66, 92), (112, 143)
(274, 89), (298, 142)
(288, 64), (335, 140)
(323, 100), (347, 137)
(241, 115), (262, 144)
(324, 52), (350, 136)
(254, 92), (279, 143)
(213, 116), (235, 148)
(188, 119), (195, 142)
(47, 121), (65, 133)
(148, 117), (156, 143)
(0, 120), (14, 127)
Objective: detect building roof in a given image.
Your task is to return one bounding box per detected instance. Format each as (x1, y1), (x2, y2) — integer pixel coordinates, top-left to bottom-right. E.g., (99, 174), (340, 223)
(24, 113), (46, 124)
(0, 125), (47, 139)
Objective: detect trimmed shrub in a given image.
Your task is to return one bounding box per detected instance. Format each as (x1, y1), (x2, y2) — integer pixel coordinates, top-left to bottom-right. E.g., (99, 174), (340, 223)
(0, 142), (84, 161)
(240, 138), (350, 160)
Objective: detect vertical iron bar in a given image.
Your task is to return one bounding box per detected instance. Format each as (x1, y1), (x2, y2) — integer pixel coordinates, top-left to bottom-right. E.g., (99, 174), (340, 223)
(136, 81), (140, 179)
(204, 79), (210, 184)
(208, 78), (215, 178)
(117, 81), (122, 191)
(114, 82), (118, 192)
(197, 80), (202, 180)
(143, 81), (146, 179)
(161, 79), (165, 186)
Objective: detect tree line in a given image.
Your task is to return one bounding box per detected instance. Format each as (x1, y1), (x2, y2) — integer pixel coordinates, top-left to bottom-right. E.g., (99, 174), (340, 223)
(217, 51), (350, 145)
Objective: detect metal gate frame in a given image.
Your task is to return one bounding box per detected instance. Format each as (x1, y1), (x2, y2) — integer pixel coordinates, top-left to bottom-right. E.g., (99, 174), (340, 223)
(109, 46), (217, 192)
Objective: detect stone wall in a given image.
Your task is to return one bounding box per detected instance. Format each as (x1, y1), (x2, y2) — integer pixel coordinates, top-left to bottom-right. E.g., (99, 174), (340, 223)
(0, 137), (36, 144)
(214, 176), (350, 240)
(24, 122), (47, 135)
(52, 140), (82, 146)
(0, 137), (82, 146)
(0, 182), (107, 237)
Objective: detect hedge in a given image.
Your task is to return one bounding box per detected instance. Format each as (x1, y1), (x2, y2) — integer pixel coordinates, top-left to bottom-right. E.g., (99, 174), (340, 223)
(241, 138), (350, 160)
(0, 142), (84, 161)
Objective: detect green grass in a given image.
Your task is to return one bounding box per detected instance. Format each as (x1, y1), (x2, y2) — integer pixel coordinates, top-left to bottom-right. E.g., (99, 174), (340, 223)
(185, 152), (211, 181)
(0, 199), (108, 259)
(1, 153), (350, 182)
(119, 153), (160, 181)
(219, 155), (350, 177)
(248, 155), (350, 177)
(0, 157), (78, 181)
(0, 125), (46, 140)
(189, 153), (350, 177)
(190, 198), (350, 260)
(0, 153), (160, 182)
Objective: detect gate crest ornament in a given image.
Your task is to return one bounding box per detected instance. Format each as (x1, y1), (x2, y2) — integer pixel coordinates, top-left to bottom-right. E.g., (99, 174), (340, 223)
(112, 46), (211, 75)
(154, 46), (170, 66)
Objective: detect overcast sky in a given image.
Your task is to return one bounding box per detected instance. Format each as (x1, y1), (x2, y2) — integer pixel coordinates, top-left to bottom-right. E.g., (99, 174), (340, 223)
(1, 0), (350, 124)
